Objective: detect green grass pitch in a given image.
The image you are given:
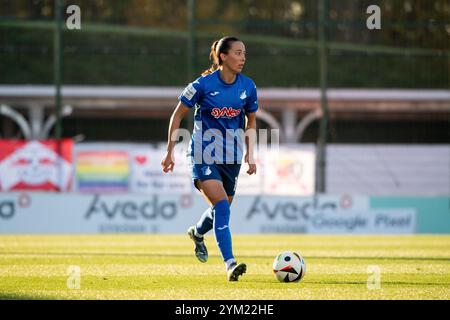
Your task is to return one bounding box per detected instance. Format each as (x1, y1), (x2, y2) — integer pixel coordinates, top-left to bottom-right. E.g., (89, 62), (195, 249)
(0, 234), (449, 300)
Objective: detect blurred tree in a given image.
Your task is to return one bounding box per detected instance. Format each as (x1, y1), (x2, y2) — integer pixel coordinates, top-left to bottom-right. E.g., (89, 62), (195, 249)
(122, 0), (186, 28)
(2, 0), (54, 19)
(0, 0), (448, 48)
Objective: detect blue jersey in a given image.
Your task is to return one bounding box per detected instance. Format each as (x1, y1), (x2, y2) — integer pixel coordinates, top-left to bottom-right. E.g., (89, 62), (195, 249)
(178, 70), (258, 164)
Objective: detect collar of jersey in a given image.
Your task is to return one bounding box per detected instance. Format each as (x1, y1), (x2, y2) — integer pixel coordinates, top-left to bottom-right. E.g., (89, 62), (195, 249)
(215, 69), (239, 86)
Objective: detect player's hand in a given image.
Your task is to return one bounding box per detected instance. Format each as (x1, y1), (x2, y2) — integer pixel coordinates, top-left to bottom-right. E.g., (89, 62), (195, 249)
(245, 153), (257, 175)
(161, 151), (175, 173)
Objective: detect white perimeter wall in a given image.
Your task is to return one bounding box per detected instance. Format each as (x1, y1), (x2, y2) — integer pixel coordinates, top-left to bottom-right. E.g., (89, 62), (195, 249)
(326, 145), (449, 196)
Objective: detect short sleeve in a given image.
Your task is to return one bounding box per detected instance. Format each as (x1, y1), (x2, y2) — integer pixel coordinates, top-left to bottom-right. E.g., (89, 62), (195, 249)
(178, 78), (203, 109)
(244, 83), (258, 113)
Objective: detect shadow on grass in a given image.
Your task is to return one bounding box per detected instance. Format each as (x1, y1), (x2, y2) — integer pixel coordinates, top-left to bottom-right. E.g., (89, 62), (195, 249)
(0, 292), (61, 300)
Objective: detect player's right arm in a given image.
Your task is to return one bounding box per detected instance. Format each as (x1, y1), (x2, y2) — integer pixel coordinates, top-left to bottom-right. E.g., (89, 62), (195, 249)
(162, 77), (203, 173)
(161, 101), (191, 173)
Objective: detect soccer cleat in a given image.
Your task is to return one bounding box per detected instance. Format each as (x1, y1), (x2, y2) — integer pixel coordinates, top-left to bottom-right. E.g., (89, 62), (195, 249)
(187, 226), (208, 263)
(227, 262), (247, 282)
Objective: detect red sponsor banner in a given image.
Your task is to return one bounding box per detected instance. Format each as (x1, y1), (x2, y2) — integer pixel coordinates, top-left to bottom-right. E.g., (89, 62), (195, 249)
(0, 139), (73, 191)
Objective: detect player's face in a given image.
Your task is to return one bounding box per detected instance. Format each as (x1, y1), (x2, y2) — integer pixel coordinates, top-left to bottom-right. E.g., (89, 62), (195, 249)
(221, 41), (246, 74)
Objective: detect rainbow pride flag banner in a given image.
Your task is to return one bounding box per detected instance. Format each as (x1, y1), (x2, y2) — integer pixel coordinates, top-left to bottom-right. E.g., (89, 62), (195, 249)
(76, 151), (129, 193)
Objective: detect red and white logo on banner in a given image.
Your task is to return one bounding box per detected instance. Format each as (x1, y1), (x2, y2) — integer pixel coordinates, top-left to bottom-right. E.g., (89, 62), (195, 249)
(0, 140), (73, 191)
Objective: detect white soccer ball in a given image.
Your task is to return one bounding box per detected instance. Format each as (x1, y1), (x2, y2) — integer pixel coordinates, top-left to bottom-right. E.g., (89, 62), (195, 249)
(272, 251), (306, 283)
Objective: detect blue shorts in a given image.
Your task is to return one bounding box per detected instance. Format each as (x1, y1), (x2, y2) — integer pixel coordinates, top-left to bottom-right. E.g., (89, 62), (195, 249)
(190, 161), (241, 196)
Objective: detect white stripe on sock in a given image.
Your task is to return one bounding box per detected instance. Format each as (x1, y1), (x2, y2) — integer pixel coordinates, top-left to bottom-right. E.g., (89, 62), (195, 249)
(225, 258), (236, 271)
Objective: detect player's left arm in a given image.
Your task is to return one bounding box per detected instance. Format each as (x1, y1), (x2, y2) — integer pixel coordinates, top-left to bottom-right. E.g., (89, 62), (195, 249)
(244, 111), (257, 175)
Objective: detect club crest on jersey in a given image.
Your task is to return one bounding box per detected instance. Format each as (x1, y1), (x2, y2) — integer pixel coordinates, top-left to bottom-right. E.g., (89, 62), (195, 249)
(211, 107), (241, 119)
(202, 166), (212, 176)
(239, 90), (247, 100)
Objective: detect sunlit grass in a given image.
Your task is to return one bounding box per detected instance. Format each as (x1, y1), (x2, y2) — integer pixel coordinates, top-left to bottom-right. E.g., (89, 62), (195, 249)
(0, 235), (449, 300)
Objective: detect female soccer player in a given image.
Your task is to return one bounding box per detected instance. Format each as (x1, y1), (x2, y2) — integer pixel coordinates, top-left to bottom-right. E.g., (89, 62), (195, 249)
(161, 36), (258, 281)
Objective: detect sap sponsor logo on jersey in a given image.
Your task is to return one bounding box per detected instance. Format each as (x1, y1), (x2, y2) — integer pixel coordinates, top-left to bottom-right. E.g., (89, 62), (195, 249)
(85, 195), (177, 220)
(211, 107), (242, 119)
(182, 83), (197, 100)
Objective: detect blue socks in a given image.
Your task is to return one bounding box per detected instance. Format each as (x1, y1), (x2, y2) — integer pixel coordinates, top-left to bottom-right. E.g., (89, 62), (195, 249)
(194, 199), (234, 262)
(212, 199), (234, 262)
(195, 207), (214, 236)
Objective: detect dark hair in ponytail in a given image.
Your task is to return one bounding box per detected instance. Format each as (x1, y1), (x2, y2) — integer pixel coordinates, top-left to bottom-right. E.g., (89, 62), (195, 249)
(202, 36), (240, 76)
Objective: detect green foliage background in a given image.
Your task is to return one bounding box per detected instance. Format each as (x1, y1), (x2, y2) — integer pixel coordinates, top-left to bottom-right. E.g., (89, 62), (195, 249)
(0, 0), (448, 88)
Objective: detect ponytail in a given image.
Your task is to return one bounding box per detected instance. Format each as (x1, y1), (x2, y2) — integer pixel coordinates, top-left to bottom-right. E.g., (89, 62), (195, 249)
(201, 36), (240, 76)
(202, 40), (220, 76)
